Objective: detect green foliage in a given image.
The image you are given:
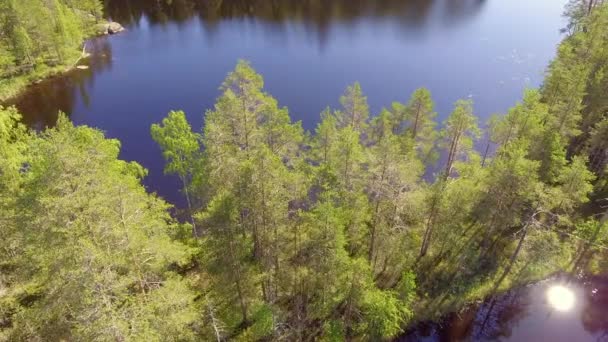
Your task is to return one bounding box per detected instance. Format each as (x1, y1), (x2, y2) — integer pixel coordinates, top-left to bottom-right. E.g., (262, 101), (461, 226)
(587, 119), (608, 193)
(320, 320), (345, 341)
(313, 107), (339, 164)
(575, 219), (608, 244)
(360, 288), (409, 339)
(0, 106), (29, 195)
(4, 2), (608, 339)
(336, 82), (369, 132)
(1, 112), (197, 341)
(147, 40), (605, 337)
(573, 219), (608, 273)
(554, 156), (596, 214)
(396, 271), (417, 304)
(151, 110), (201, 178)
(396, 87), (439, 162)
(197, 191), (259, 331)
(440, 99), (480, 177)
(234, 304), (275, 341)
(0, 0), (104, 100)
(151, 110), (201, 232)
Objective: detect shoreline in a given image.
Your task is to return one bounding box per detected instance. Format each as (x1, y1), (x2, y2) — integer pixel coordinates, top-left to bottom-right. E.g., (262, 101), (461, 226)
(0, 21), (122, 104)
(401, 271), (607, 338)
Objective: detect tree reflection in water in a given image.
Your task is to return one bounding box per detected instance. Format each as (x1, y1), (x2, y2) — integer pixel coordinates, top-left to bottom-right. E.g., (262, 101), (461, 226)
(104, 0), (487, 47)
(6, 38), (114, 130)
(398, 276), (608, 341)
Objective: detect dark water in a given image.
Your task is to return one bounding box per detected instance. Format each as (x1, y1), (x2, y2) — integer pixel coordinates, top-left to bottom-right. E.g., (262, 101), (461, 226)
(7, 0), (565, 206)
(398, 276), (608, 341)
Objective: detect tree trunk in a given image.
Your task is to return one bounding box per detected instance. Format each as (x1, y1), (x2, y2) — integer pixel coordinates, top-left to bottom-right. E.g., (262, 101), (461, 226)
(368, 160), (387, 262)
(412, 102), (422, 138)
(206, 298), (223, 342)
(241, 89), (250, 150)
(181, 175), (197, 236)
(350, 102), (358, 130)
(225, 217), (249, 324)
(235, 278), (249, 324)
(343, 146), (351, 188)
(481, 141), (491, 167)
(368, 200), (381, 262)
(343, 273), (357, 338)
(420, 195), (439, 257)
(444, 130), (462, 179)
(588, 0), (595, 15)
(228, 233), (249, 324)
(252, 220), (262, 260)
(490, 224), (528, 296)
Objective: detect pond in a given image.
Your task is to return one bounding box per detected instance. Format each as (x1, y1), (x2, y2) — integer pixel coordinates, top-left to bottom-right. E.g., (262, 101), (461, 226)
(398, 275), (608, 341)
(8, 0), (566, 206)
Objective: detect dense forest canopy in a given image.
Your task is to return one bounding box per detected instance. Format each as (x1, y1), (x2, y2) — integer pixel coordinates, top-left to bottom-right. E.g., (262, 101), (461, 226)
(1, 0), (608, 341)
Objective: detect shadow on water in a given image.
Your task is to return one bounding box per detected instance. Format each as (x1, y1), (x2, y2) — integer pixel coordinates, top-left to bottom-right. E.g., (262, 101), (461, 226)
(105, 0), (486, 27)
(103, 0), (489, 53)
(397, 275), (608, 341)
(5, 38), (114, 131)
(5, 0), (489, 130)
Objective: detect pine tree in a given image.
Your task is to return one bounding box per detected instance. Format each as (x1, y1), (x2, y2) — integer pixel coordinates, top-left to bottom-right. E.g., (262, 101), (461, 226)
(3, 114), (198, 341)
(440, 99), (480, 178)
(198, 192), (258, 328)
(335, 82), (370, 132)
(476, 141), (541, 254)
(419, 100), (479, 257)
(366, 117), (423, 270)
(403, 88), (438, 162)
(312, 107), (339, 165)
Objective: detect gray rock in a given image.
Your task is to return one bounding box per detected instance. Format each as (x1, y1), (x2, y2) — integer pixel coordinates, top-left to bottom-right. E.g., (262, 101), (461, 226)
(107, 22), (124, 34)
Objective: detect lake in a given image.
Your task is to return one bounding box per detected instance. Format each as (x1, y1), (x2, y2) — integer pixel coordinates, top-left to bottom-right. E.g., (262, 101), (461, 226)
(8, 1), (607, 340)
(7, 0), (565, 206)
(398, 275), (608, 341)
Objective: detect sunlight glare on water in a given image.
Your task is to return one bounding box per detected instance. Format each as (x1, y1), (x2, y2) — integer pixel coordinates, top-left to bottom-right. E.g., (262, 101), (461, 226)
(546, 285), (575, 312)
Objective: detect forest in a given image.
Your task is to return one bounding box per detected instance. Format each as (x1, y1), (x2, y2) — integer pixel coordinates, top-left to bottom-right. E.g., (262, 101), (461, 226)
(1, 0), (608, 341)
(0, 0), (104, 101)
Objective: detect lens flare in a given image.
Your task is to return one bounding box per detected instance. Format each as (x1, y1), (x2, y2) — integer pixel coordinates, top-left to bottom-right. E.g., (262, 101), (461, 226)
(546, 285), (575, 312)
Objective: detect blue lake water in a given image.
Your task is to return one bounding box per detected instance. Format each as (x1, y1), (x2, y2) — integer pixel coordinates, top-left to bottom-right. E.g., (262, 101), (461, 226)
(10, 0), (566, 206)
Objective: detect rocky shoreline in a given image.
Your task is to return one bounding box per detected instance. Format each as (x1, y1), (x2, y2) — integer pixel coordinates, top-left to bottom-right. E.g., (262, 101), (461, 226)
(97, 21), (125, 35)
